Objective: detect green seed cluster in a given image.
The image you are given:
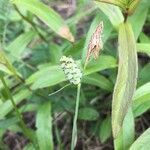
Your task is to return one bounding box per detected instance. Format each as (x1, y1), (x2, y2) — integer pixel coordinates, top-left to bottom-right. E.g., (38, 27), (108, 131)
(60, 56), (82, 85)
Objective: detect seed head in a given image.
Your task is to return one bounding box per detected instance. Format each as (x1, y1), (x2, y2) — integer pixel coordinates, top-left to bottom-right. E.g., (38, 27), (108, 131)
(60, 56), (82, 85)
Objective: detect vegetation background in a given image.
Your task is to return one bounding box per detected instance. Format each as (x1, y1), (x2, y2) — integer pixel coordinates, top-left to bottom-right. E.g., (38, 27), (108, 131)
(0, 0), (150, 149)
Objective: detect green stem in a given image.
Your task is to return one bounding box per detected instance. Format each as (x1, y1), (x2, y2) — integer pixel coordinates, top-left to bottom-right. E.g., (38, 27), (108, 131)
(0, 76), (37, 148)
(71, 83), (81, 150)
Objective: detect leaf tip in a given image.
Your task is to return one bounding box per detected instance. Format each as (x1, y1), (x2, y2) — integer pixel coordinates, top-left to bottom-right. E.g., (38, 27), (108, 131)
(59, 26), (74, 42)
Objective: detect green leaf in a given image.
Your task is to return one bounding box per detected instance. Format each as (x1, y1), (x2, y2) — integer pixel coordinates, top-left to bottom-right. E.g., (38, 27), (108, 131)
(133, 82), (150, 117)
(94, 0), (125, 8)
(112, 22), (138, 138)
(139, 63), (150, 86)
(82, 73), (113, 91)
(26, 65), (66, 90)
(0, 50), (20, 76)
(6, 31), (36, 60)
(12, 0), (74, 42)
(129, 128), (150, 150)
(137, 43), (150, 56)
(128, 4), (148, 40)
(0, 89), (31, 119)
(84, 55), (117, 75)
(95, 1), (124, 28)
(114, 108), (135, 150)
(0, 117), (19, 129)
(78, 107), (99, 121)
(36, 102), (53, 150)
(99, 116), (111, 143)
(23, 144), (35, 150)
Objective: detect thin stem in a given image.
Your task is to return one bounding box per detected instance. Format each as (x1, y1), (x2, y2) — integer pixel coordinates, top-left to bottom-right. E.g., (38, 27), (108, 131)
(13, 5), (48, 43)
(0, 76), (38, 148)
(71, 83), (81, 150)
(49, 84), (70, 96)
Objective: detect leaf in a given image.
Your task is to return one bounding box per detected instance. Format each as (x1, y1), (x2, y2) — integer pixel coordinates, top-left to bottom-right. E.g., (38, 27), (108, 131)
(0, 89), (31, 119)
(114, 108), (135, 150)
(0, 117), (19, 129)
(99, 116), (111, 143)
(0, 50), (20, 77)
(26, 65), (66, 90)
(95, 0), (125, 8)
(95, 1), (124, 28)
(23, 144), (35, 150)
(84, 55), (117, 75)
(137, 43), (150, 56)
(82, 13), (113, 63)
(128, 0), (141, 15)
(26, 55), (117, 90)
(133, 82), (150, 117)
(12, 0), (74, 42)
(6, 31), (36, 60)
(139, 63), (150, 86)
(82, 73), (113, 91)
(128, 3), (148, 40)
(36, 102), (53, 150)
(112, 22), (138, 138)
(78, 107), (99, 121)
(129, 128), (150, 150)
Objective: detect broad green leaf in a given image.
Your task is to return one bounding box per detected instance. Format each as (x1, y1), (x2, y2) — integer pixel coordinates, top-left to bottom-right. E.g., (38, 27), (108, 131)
(129, 128), (150, 150)
(95, 1), (124, 28)
(0, 89), (31, 119)
(27, 55), (117, 90)
(6, 31), (36, 59)
(12, 0), (74, 42)
(137, 43), (150, 56)
(112, 22), (138, 138)
(84, 55), (117, 75)
(36, 102), (53, 150)
(139, 32), (150, 43)
(82, 73), (113, 91)
(95, 0), (125, 8)
(99, 116), (111, 143)
(133, 82), (150, 117)
(26, 65), (66, 90)
(0, 117), (19, 129)
(23, 144), (35, 150)
(82, 12), (113, 63)
(78, 107), (99, 121)
(128, 3), (148, 40)
(139, 63), (150, 86)
(114, 108), (135, 150)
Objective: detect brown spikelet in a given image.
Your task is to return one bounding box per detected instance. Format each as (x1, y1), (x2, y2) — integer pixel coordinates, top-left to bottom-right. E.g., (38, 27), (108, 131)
(85, 21), (104, 67)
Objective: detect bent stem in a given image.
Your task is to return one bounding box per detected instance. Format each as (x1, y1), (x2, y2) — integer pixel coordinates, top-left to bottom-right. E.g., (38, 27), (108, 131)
(71, 83), (81, 150)
(0, 76), (37, 148)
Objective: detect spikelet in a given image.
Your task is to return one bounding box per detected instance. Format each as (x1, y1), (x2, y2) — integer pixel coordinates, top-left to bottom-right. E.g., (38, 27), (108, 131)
(85, 21), (104, 67)
(60, 56), (82, 85)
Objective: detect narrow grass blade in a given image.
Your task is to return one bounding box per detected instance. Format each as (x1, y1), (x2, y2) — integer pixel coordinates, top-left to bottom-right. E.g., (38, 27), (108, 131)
(36, 102), (53, 150)
(6, 31), (36, 59)
(12, 0), (74, 42)
(112, 22), (138, 138)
